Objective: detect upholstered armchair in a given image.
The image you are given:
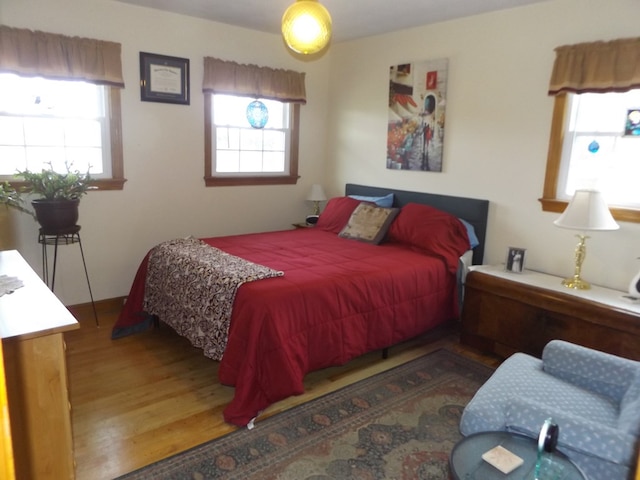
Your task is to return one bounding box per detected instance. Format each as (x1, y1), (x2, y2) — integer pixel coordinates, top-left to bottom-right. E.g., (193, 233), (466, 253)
(460, 340), (640, 479)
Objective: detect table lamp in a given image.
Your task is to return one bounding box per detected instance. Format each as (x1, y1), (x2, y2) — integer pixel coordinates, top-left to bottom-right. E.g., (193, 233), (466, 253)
(306, 184), (326, 225)
(553, 189), (619, 289)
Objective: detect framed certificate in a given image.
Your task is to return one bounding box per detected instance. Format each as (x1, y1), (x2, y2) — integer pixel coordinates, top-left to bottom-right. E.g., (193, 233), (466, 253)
(140, 52), (190, 105)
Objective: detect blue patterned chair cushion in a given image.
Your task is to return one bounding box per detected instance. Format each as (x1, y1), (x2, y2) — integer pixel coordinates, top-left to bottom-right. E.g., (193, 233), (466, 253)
(542, 339), (638, 402)
(619, 371), (640, 436)
(460, 340), (640, 480)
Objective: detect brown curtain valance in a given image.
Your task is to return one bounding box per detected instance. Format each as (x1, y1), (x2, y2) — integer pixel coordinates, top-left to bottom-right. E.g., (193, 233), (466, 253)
(0, 26), (124, 87)
(203, 57), (306, 103)
(548, 37), (640, 95)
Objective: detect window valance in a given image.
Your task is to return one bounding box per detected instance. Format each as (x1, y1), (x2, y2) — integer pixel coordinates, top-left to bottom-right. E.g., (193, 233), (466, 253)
(548, 37), (640, 95)
(0, 26), (124, 87)
(203, 57), (306, 104)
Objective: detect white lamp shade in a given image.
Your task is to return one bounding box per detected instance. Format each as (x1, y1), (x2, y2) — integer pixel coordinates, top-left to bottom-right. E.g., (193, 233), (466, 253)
(554, 189), (619, 231)
(307, 184), (327, 202)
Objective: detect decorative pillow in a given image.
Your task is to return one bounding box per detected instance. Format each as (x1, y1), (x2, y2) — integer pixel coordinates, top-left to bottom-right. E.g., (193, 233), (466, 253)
(315, 196), (363, 234)
(338, 203), (400, 244)
(347, 193), (394, 208)
(387, 203), (471, 273)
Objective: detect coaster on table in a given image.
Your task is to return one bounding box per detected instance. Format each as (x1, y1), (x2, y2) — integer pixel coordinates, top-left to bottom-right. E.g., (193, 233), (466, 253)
(481, 445), (524, 474)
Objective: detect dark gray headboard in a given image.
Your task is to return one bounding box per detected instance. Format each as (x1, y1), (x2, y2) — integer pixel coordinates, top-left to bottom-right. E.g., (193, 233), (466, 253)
(345, 184), (489, 265)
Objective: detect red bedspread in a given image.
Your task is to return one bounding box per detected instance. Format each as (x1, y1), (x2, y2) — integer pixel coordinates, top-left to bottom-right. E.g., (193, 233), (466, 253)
(114, 228), (461, 426)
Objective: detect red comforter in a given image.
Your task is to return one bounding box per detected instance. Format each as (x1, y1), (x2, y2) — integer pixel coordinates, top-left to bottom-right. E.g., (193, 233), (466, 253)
(114, 228), (462, 426)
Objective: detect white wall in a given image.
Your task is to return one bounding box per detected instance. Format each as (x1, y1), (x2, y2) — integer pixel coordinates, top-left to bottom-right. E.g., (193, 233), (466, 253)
(0, 0), (331, 304)
(326, 0), (640, 291)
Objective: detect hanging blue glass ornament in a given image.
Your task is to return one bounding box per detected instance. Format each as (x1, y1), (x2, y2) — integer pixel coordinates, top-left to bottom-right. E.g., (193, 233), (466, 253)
(246, 100), (269, 129)
(588, 140), (600, 153)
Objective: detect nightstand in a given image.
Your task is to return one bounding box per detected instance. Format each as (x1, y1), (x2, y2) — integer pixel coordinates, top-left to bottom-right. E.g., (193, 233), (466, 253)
(461, 265), (640, 360)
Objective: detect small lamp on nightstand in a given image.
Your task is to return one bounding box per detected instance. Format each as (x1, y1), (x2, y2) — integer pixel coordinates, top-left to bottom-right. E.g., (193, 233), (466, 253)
(306, 184), (326, 224)
(553, 189), (619, 290)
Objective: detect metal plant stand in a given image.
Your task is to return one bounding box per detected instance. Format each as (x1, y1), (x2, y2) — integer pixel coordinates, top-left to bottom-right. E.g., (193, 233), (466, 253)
(38, 225), (99, 326)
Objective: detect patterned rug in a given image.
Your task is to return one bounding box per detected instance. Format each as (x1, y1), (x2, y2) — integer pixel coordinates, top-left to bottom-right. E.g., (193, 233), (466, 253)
(117, 349), (494, 480)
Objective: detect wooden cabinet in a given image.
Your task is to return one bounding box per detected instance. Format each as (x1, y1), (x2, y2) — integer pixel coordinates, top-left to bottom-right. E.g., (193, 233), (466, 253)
(0, 250), (79, 479)
(461, 265), (640, 360)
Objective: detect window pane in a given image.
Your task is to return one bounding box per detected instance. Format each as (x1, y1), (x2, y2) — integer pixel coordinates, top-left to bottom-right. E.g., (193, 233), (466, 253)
(0, 117), (25, 145)
(0, 146), (26, 175)
(213, 95), (248, 127)
(0, 74), (103, 118)
(239, 151), (262, 172)
(572, 91), (640, 132)
(66, 148), (102, 174)
(262, 100), (285, 129)
(0, 74), (111, 181)
(562, 90), (640, 207)
(64, 119), (102, 147)
(25, 146), (66, 171)
(563, 135), (615, 194)
(240, 128), (263, 151)
(263, 130), (285, 151)
(210, 94), (293, 178)
(216, 127), (240, 150)
(216, 150), (240, 172)
(24, 118), (65, 146)
(263, 151), (285, 172)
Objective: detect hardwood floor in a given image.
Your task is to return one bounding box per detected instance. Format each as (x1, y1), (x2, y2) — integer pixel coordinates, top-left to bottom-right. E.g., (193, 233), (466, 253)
(65, 304), (502, 479)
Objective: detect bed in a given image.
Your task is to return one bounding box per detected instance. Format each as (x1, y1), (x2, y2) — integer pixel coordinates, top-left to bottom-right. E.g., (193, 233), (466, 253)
(112, 184), (489, 426)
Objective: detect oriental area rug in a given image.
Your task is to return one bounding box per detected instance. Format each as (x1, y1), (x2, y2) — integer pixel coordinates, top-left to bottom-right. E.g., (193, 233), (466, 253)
(117, 349), (494, 480)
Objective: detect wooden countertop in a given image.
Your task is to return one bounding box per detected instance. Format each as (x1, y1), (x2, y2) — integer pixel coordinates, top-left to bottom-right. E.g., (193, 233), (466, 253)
(468, 264), (640, 316)
(0, 250), (79, 340)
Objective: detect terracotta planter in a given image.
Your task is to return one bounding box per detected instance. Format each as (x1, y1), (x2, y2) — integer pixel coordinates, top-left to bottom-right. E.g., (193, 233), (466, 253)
(31, 198), (80, 232)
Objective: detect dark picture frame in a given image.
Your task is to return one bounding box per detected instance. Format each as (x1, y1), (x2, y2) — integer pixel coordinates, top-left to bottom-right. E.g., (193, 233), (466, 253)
(139, 52), (190, 105)
(505, 247), (526, 273)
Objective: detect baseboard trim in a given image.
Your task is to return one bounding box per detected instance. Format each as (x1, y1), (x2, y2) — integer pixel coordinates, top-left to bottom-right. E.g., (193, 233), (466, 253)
(67, 296), (126, 320)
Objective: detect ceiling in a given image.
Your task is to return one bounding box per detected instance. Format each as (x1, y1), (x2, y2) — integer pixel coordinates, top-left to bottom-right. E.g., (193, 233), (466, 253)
(113, 0), (549, 43)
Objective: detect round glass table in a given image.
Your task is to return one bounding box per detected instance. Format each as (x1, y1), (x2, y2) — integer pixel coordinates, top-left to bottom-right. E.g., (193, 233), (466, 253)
(450, 431), (586, 480)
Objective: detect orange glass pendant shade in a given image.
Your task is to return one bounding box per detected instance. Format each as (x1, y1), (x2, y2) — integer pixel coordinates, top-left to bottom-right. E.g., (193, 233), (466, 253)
(282, 0), (332, 54)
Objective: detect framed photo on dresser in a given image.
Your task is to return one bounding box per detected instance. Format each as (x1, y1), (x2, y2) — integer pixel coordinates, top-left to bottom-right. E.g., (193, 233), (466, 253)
(505, 247), (526, 273)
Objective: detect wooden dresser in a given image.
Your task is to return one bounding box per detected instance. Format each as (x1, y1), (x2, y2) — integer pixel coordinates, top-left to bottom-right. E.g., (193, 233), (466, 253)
(0, 250), (79, 479)
(461, 265), (640, 360)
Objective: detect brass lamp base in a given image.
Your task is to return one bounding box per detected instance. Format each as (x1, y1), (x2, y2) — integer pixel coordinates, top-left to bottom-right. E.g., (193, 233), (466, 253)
(562, 234), (591, 290)
(562, 275), (591, 290)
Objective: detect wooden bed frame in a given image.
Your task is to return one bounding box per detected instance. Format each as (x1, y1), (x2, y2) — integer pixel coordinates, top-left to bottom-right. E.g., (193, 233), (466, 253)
(345, 184), (490, 265)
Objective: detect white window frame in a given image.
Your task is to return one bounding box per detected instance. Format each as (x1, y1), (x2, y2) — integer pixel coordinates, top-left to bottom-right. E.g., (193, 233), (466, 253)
(204, 93), (300, 187)
(540, 92), (640, 223)
(0, 74), (125, 191)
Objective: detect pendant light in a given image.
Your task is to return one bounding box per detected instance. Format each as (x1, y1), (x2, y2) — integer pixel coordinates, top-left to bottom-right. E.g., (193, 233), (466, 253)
(281, 0), (332, 55)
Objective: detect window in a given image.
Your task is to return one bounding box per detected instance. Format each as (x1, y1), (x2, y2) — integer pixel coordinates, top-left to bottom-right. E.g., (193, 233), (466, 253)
(541, 36), (640, 223)
(204, 94), (300, 186)
(0, 26), (126, 191)
(0, 74), (124, 190)
(541, 91), (640, 223)
(202, 57), (305, 187)
(560, 90), (640, 205)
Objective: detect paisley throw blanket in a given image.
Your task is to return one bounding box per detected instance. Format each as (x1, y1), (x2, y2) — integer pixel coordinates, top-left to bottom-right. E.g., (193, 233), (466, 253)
(143, 237), (284, 360)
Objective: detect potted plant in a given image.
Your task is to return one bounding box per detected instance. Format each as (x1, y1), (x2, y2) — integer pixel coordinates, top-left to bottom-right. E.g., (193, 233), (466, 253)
(15, 163), (93, 232)
(0, 181), (35, 218)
